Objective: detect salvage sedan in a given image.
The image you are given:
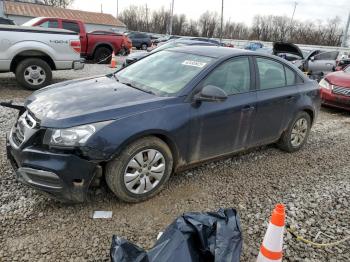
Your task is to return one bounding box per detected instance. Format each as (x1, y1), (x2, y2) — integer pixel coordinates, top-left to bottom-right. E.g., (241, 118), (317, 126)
(4, 46), (321, 203)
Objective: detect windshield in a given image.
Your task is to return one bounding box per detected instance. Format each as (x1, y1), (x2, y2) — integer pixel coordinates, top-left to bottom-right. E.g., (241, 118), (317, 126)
(22, 17), (43, 26)
(116, 50), (213, 96)
(345, 66), (350, 73)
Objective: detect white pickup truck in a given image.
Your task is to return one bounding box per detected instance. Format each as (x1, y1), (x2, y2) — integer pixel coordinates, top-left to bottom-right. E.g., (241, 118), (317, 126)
(0, 25), (84, 90)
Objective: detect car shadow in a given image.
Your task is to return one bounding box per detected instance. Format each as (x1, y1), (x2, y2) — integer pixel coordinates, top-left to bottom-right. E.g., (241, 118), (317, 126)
(321, 105), (350, 116)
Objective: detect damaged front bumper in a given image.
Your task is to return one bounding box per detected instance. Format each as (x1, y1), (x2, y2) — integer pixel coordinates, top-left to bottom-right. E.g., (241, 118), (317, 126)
(6, 136), (99, 203)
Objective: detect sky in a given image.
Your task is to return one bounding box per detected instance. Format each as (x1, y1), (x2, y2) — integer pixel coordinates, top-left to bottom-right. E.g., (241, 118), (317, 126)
(72, 0), (350, 26)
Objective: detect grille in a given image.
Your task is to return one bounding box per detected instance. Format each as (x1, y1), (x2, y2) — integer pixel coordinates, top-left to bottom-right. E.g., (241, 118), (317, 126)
(10, 111), (38, 147)
(333, 86), (350, 97)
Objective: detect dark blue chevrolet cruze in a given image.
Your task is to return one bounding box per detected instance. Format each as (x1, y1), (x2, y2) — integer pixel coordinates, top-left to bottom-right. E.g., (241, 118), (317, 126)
(5, 46), (320, 202)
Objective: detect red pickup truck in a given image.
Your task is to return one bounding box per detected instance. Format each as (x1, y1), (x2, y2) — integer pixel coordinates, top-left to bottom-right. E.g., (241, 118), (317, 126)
(23, 17), (132, 63)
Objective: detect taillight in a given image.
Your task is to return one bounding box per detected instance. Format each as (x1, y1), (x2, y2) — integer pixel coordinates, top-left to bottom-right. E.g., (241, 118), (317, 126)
(70, 40), (81, 53)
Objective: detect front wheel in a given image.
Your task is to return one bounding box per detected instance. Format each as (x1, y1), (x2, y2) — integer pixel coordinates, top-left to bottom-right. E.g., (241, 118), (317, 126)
(277, 112), (311, 152)
(105, 137), (173, 202)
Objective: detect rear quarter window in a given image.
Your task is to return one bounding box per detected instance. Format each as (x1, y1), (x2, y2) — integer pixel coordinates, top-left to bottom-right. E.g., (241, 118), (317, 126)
(285, 66), (296, 85)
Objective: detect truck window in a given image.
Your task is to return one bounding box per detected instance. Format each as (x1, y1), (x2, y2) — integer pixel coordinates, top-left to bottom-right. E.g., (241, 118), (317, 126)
(39, 20), (59, 28)
(62, 21), (80, 33)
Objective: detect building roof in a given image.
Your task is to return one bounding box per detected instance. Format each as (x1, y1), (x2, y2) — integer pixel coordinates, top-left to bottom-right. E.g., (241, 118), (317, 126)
(3, 1), (126, 27)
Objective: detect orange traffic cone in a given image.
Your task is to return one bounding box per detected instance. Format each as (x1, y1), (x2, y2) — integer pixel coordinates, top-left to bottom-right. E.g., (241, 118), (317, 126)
(110, 51), (117, 68)
(257, 204), (285, 262)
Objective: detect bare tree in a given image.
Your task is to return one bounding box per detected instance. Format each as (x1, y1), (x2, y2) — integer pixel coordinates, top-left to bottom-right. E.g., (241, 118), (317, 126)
(199, 11), (219, 38)
(42, 0), (73, 8)
(172, 14), (186, 35)
(119, 4), (343, 46)
(150, 7), (170, 34)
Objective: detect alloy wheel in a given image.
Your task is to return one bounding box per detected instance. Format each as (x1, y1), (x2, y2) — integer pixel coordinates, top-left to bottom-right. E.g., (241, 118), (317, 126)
(291, 118), (308, 147)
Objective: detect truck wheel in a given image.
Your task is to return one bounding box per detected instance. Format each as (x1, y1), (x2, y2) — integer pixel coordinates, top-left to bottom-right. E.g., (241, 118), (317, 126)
(105, 137), (173, 203)
(141, 43), (148, 50)
(94, 47), (112, 64)
(277, 111), (311, 152)
(15, 58), (52, 90)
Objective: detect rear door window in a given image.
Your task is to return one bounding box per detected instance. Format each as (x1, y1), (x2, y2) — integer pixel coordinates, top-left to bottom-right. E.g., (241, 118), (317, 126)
(39, 20), (59, 28)
(257, 58), (286, 89)
(62, 21), (80, 33)
(314, 51), (339, 61)
(136, 33), (146, 38)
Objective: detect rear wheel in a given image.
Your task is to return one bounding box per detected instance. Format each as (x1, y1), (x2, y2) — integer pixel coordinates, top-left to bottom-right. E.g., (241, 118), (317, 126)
(15, 58), (52, 90)
(277, 111), (311, 152)
(105, 137), (173, 202)
(94, 47), (112, 64)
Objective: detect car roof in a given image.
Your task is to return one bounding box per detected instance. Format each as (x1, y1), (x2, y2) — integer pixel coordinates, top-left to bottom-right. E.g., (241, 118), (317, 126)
(173, 39), (217, 46)
(169, 45), (251, 58)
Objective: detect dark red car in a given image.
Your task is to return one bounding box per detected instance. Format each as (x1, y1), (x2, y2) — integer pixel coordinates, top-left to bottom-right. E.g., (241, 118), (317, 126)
(320, 65), (350, 110)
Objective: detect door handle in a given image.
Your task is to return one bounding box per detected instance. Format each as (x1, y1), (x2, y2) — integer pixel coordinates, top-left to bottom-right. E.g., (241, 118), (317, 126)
(242, 105), (255, 112)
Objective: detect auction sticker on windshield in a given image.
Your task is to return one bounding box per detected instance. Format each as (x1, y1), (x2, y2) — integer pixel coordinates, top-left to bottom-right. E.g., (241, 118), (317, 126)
(182, 60), (207, 68)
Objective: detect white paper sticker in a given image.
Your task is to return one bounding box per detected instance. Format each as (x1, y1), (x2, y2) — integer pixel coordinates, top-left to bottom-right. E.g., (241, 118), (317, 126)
(182, 60), (207, 68)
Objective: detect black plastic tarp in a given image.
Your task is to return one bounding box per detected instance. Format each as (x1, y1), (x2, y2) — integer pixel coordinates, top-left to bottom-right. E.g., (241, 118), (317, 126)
(110, 208), (242, 262)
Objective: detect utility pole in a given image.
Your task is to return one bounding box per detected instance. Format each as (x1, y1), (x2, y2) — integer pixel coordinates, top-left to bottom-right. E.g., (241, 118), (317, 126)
(169, 0), (175, 35)
(146, 4), (149, 32)
(116, 0), (119, 17)
(289, 2), (298, 40)
(342, 12), (350, 47)
(220, 0), (224, 43)
(290, 1), (298, 25)
(100, 3), (103, 13)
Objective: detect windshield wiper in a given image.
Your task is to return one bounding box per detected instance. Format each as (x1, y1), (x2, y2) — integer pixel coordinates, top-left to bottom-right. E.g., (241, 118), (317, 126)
(121, 81), (155, 95)
(111, 74), (119, 82)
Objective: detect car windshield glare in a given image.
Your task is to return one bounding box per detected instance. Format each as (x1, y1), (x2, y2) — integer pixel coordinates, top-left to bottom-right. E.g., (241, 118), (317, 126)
(116, 50), (213, 95)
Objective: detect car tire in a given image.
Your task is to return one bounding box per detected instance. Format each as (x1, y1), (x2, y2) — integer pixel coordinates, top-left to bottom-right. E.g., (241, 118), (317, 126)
(141, 43), (148, 50)
(15, 58), (52, 90)
(105, 136), (173, 203)
(277, 111), (311, 152)
(94, 47), (112, 64)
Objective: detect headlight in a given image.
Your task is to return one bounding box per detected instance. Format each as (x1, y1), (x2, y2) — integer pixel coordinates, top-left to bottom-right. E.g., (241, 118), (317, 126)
(45, 121), (111, 148)
(319, 78), (333, 90)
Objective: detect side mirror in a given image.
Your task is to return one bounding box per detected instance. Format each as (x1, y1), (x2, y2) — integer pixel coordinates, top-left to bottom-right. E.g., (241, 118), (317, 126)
(310, 56), (315, 62)
(194, 85), (228, 102)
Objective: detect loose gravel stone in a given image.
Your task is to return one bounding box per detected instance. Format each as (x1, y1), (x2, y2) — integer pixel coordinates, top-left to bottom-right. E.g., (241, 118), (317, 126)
(0, 65), (349, 261)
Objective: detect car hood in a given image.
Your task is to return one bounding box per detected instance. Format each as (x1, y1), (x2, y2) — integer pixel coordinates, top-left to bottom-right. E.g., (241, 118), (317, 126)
(273, 42), (304, 58)
(325, 71), (350, 87)
(25, 75), (172, 128)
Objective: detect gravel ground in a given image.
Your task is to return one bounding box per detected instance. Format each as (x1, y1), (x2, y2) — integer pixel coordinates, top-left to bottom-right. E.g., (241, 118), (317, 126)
(0, 65), (349, 261)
